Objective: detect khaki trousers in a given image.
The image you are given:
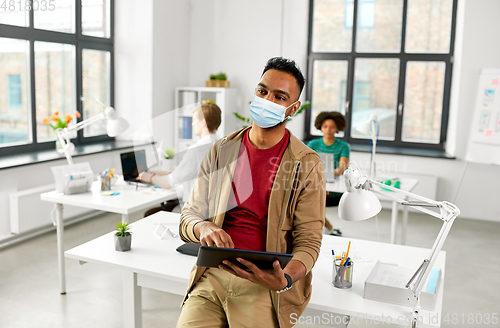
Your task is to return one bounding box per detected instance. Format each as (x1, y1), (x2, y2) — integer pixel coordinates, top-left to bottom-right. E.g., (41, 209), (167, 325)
(176, 268), (279, 328)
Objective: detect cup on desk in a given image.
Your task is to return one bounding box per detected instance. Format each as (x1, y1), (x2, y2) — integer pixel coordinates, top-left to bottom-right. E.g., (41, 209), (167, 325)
(332, 259), (353, 289)
(99, 172), (112, 191)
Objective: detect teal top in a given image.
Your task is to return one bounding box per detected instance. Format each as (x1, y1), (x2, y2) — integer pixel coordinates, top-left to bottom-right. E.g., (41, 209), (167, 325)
(308, 137), (350, 198)
(307, 138), (350, 170)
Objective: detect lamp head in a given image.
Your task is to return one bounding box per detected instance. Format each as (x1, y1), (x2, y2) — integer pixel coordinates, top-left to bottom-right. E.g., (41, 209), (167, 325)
(104, 107), (129, 137)
(338, 167), (382, 221)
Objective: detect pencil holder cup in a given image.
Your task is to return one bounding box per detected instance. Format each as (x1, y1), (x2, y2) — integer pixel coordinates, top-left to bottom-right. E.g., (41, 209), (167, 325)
(99, 173), (111, 191)
(332, 259), (353, 289)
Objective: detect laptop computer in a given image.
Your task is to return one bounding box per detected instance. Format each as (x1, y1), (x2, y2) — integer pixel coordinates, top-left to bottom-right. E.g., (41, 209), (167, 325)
(319, 152), (336, 183)
(120, 149), (152, 184)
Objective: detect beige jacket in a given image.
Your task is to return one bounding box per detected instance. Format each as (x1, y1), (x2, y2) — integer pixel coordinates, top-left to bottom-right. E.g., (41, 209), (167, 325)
(179, 127), (325, 328)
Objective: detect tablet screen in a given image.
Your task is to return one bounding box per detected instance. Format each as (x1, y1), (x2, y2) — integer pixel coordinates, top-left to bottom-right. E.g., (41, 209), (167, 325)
(196, 246), (293, 270)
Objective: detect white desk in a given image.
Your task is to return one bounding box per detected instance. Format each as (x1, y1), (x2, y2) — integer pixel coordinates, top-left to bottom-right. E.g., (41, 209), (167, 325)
(65, 212), (445, 328)
(326, 176), (419, 245)
(41, 179), (178, 295)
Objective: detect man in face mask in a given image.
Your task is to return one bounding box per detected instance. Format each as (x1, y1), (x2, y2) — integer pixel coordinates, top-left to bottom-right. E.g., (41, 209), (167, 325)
(177, 57), (325, 328)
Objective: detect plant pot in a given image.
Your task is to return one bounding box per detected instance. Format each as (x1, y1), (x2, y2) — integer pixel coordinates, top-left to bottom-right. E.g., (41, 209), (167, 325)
(161, 159), (176, 172)
(206, 80), (230, 88)
(115, 234), (131, 252)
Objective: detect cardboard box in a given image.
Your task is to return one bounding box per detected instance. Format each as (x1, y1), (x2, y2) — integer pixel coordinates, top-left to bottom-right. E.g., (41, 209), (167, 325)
(364, 261), (441, 311)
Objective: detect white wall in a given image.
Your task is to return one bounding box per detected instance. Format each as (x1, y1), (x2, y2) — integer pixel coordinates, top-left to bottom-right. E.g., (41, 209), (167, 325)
(114, 0), (154, 134)
(115, 0), (191, 148)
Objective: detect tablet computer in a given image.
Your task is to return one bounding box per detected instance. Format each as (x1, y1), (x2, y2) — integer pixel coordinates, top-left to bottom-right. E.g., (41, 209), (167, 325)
(176, 243), (201, 256)
(196, 246), (293, 270)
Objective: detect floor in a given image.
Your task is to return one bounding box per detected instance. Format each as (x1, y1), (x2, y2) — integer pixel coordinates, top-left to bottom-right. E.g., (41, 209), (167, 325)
(0, 207), (499, 328)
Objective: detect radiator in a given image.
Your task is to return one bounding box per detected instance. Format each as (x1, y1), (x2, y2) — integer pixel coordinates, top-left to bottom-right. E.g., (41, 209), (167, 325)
(9, 184), (93, 235)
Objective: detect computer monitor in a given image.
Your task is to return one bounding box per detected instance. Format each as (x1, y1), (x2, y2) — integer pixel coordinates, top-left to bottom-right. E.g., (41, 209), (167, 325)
(120, 149), (148, 183)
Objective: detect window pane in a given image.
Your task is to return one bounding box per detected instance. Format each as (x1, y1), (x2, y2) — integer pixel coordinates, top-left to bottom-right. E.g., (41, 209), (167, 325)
(403, 61), (445, 143)
(312, 0), (353, 52)
(35, 42), (76, 142)
(352, 58), (399, 140)
(0, 4), (29, 26)
(82, 48), (110, 137)
(310, 60), (349, 136)
(34, 0), (74, 33)
(0, 38), (30, 147)
(406, 0), (453, 53)
(82, 0), (111, 38)
(356, 0), (403, 53)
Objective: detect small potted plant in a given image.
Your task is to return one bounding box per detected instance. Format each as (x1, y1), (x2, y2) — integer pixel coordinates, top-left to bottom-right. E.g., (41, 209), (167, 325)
(206, 72), (230, 87)
(115, 222), (132, 252)
(162, 147), (176, 171)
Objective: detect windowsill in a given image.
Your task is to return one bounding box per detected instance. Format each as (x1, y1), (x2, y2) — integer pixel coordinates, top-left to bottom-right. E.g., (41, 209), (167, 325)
(350, 144), (455, 159)
(0, 140), (138, 170)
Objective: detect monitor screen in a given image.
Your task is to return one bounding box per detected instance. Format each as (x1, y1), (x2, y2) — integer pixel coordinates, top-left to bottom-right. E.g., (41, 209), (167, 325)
(120, 149), (148, 181)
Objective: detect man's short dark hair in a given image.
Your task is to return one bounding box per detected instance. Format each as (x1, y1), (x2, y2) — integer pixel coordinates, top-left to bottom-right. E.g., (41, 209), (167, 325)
(262, 57), (305, 97)
(314, 111), (347, 131)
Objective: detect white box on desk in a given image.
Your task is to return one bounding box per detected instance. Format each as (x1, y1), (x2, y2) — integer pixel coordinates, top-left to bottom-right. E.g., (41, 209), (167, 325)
(364, 261), (441, 311)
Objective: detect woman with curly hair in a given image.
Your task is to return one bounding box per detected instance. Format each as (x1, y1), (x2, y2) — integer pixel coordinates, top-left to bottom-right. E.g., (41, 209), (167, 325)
(307, 111), (350, 236)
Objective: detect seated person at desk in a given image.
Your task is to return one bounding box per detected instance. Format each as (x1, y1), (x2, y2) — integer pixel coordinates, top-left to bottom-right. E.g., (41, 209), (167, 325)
(307, 111), (350, 236)
(177, 57), (325, 328)
(138, 101), (221, 211)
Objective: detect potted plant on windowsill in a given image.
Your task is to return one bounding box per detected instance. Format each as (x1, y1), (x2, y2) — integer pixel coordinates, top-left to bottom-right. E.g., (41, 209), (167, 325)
(42, 111), (81, 151)
(115, 222), (132, 252)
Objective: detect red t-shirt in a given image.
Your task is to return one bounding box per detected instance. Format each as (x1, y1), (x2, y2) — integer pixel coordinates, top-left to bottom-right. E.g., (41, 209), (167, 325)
(222, 129), (290, 251)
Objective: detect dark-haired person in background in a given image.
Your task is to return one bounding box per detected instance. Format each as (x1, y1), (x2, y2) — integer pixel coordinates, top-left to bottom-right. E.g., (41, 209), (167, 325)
(176, 57), (325, 328)
(307, 111), (350, 236)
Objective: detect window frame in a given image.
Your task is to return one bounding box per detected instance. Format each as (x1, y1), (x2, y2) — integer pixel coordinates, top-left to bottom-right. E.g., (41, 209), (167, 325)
(0, 0), (115, 156)
(305, 0), (458, 151)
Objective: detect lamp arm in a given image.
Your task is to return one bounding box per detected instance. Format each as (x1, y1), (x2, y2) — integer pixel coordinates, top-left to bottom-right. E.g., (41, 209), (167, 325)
(344, 168), (461, 328)
(55, 112), (106, 165)
(368, 179), (440, 206)
(56, 128), (75, 165)
(66, 112), (105, 132)
(366, 178), (461, 302)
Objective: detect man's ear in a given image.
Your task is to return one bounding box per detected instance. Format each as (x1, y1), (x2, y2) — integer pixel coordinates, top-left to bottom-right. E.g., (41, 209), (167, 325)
(289, 101), (301, 117)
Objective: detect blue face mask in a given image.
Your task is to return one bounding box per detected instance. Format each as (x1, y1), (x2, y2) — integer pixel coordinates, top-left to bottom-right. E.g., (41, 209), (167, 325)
(249, 96), (298, 129)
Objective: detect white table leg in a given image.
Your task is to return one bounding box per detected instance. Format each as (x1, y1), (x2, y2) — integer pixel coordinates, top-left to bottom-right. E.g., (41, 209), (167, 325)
(122, 214), (129, 223)
(55, 203), (66, 295)
(123, 271), (142, 328)
(390, 201), (398, 244)
(401, 196), (409, 245)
